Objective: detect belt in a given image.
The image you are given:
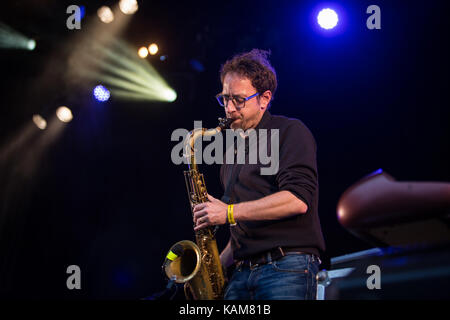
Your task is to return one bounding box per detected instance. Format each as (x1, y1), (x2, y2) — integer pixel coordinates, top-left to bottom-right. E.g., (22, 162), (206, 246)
(236, 247), (310, 269)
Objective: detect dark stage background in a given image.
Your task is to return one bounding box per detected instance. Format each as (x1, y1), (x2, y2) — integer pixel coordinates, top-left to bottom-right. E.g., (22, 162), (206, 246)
(0, 0), (448, 299)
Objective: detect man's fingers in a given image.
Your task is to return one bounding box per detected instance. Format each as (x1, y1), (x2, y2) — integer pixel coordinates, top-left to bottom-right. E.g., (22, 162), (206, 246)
(193, 210), (207, 219)
(193, 203), (208, 212)
(193, 210), (207, 224)
(198, 216), (208, 225)
(194, 213), (212, 229)
(194, 221), (209, 231)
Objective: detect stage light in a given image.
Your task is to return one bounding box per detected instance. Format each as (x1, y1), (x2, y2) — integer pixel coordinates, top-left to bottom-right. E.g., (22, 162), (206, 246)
(27, 39), (36, 50)
(163, 88), (177, 102)
(160, 55), (167, 61)
(0, 22), (37, 50)
(93, 85), (111, 102)
(119, 0), (138, 15)
(138, 46), (148, 58)
(56, 106), (73, 123)
(76, 39), (177, 103)
(148, 43), (158, 55)
(80, 5), (86, 20)
(97, 6), (115, 24)
(32, 114), (47, 130)
(0, 118), (65, 179)
(317, 8), (338, 30)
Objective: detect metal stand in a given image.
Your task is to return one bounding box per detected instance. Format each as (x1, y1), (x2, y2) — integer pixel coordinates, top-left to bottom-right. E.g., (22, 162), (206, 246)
(316, 248), (383, 300)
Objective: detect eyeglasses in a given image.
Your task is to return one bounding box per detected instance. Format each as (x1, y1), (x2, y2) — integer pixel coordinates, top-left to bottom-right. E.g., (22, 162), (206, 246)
(215, 92), (259, 110)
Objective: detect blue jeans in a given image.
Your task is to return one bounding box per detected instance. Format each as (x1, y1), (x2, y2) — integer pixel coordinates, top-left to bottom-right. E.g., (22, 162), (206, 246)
(224, 253), (320, 300)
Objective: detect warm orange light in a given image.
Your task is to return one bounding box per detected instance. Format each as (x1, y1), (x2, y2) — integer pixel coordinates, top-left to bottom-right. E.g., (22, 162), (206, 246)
(119, 0), (138, 15)
(56, 106), (73, 123)
(148, 43), (158, 55)
(97, 6), (114, 24)
(32, 114), (47, 130)
(138, 46), (149, 58)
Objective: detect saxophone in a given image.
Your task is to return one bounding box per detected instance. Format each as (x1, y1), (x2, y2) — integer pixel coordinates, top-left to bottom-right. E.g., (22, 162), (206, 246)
(164, 117), (232, 300)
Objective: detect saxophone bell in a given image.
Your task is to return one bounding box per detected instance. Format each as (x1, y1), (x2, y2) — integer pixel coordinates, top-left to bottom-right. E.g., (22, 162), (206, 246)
(163, 240), (202, 284)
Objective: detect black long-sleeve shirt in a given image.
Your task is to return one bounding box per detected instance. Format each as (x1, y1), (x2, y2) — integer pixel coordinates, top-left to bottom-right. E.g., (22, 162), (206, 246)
(220, 110), (326, 259)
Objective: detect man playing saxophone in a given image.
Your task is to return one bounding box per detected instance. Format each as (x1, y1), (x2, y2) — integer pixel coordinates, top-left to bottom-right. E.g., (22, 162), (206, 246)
(192, 49), (325, 300)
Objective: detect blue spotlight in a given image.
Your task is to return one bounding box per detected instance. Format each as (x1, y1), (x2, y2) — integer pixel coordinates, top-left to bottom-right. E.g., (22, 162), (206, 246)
(80, 6), (86, 19)
(317, 8), (338, 29)
(93, 85), (110, 102)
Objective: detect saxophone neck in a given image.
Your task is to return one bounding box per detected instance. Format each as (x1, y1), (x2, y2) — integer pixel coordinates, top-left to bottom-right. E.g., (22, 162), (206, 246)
(184, 118), (233, 170)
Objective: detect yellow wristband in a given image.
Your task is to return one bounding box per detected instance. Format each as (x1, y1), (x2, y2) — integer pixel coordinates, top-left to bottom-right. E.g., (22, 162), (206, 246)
(227, 204), (236, 226)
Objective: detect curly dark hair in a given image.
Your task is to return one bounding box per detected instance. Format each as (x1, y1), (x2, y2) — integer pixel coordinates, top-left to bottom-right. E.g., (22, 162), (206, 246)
(220, 49), (277, 106)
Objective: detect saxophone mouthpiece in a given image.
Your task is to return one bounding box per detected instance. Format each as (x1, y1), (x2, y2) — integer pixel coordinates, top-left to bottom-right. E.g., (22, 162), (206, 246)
(218, 117), (235, 129)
